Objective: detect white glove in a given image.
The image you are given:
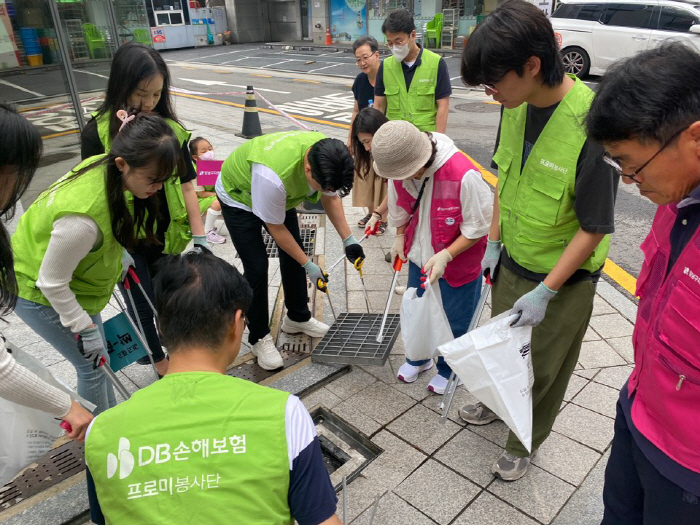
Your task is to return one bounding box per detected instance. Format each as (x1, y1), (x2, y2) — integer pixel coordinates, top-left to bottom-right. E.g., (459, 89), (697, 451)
(120, 249), (135, 283)
(421, 249), (453, 286)
(391, 233), (406, 263)
(364, 212), (382, 236)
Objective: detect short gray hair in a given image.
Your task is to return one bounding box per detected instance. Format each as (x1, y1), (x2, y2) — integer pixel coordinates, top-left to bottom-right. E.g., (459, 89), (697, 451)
(352, 36), (379, 54)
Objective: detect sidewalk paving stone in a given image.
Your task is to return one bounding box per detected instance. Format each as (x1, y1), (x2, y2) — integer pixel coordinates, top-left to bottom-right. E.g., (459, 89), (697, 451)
(452, 491), (538, 525)
(362, 430), (428, 492)
(572, 381), (620, 419)
(588, 313), (635, 339)
(606, 336), (634, 364)
(387, 404), (462, 454)
(551, 451), (609, 525)
(578, 340), (627, 369)
(332, 399), (383, 436)
(553, 404), (614, 453)
(394, 459), (481, 524)
(324, 366), (377, 400)
(593, 365), (633, 390)
(301, 386), (343, 411)
(489, 465), (576, 524)
(532, 431), (601, 486)
(434, 429), (504, 487)
(340, 381), (415, 425)
(467, 420), (510, 449)
(592, 296), (616, 316)
(563, 374), (589, 402)
(421, 385), (480, 425)
(351, 492), (436, 525)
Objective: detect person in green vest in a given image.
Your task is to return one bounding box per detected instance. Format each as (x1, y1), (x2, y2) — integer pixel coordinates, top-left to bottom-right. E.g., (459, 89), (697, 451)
(84, 252), (343, 525)
(373, 9), (452, 133)
(13, 113), (184, 414)
(81, 42), (207, 377)
(189, 136), (226, 244)
(217, 131), (362, 371)
(0, 102), (94, 442)
(458, 0), (619, 481)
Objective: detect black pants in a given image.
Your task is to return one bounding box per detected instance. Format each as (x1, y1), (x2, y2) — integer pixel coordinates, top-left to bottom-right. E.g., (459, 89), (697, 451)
(117, 247), (166, 363)
(221, 203), (311, 345)
(602, 401), (700, 524)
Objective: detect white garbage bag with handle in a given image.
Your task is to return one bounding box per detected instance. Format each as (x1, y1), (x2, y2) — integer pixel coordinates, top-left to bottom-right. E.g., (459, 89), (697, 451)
(438, 310), (534, 452)
(0, 341), (94, 486)
(400, 282), (454, 362)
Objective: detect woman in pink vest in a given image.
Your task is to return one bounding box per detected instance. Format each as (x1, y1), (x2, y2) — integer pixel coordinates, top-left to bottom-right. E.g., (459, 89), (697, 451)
(587, 43), (700, 523)
(371, 120), (493, 394)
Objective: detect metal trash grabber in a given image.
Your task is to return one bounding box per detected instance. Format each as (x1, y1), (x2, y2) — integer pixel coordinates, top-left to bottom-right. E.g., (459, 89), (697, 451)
(439, 276), (492, 424)
(111, 288), (159, 382)
(376, 257), (403, 343)
(328, 233), (369, 273)
(76, 334), (132, 400)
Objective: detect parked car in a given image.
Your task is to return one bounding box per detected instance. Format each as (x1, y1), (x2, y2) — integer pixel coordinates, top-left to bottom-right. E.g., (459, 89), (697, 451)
(551, 0), (700, 77)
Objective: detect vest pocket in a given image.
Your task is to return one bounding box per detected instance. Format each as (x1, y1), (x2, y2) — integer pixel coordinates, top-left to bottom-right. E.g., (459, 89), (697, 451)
(657, 279), (700, 367)
(415, 83), (436, 112)
(432, 208), (462, 247)
(521, 174), (566, 226)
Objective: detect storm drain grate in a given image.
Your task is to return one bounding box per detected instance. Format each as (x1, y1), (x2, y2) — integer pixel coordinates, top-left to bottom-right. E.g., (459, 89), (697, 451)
(0, 440), (85, 511)
(235, 227), (316, 259)
(311, 313), (401, 366)
(311, 407), (383, 490)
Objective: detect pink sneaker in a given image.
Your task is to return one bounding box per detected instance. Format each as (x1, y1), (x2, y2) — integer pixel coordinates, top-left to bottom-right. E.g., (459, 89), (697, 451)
(206, 230), (226, 244)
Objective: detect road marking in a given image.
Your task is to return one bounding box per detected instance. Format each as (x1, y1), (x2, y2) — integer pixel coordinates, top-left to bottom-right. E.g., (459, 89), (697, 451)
(0, 79), (44, 97)
(42, 129), (79, 140)
(177, 78), (290, 94)
(294, 79), (321, 83)
(184, 49), (250, 60)
(171, 90), (640, 295)
(262, 59), (304, 68)
(308, 63), (346, 73)
(450, 75), (462, 81)
(252, 74), (272, 78)
(74, 69), (109, 79)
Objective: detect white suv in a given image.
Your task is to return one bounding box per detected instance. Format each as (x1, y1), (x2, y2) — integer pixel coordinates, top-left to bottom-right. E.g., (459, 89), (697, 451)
(551, 0), (700, 77)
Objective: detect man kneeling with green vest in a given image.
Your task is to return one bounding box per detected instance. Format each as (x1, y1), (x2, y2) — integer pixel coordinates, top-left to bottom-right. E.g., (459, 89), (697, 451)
(85, 252), (342, 525)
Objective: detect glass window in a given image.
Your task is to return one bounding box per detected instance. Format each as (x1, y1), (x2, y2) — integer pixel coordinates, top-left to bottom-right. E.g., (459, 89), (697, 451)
(576, 3), (604, 21)
(601, 3), (655, 28)
(657, 6), (699, 32)
(552, 3), (576, 18)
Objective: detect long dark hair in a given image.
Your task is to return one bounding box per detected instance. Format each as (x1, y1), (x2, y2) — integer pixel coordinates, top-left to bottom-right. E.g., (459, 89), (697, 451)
(351, 107), (388, 179)
(0, 103), (42, 315)
(94, 43), (181, 140)
(42, 113), (183, 251)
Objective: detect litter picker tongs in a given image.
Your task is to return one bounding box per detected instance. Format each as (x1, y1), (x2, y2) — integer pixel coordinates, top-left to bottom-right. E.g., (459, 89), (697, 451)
(439, 275), (492, 424)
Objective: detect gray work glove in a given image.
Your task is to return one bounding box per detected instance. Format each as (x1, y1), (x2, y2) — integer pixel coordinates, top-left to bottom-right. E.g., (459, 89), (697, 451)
(192, 235), (211, 251)
(482, 238), (502, 279)
(511, 282), (557, 327)
(120, 248), (135, 283)
(78, 325), (106, 369)
(303, 259), (329, 291)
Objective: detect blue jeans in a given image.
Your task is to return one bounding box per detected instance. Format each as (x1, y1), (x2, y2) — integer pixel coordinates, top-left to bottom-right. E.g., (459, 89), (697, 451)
(405, 262), (482, 379)
(15, 298), (116, 414)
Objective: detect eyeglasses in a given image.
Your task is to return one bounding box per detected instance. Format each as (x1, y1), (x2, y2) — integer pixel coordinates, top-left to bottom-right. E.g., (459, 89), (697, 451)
(602, 127), (685, 183)
(355, 52), (377, 64)
(481, 83), (499, 94)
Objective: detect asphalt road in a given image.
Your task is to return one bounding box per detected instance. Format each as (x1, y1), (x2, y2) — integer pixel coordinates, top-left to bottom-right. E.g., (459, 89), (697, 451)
(2, 43), (649, 284)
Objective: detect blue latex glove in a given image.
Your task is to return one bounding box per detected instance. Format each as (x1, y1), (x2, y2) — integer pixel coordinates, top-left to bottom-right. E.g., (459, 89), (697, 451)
(511, 282), (557, 327)
(482, 238), (501, 279)
(120, 248), (135, 283)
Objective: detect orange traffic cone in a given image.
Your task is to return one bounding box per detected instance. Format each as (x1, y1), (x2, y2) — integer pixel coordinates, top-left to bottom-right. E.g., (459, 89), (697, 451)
(325, 27), (332, 45)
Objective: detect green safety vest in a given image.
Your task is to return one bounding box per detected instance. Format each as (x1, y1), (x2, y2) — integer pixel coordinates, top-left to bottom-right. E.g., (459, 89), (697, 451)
(220, 131), (326, 211)
(85, 372), (293, 525)
(93, 111), (192, 254)
(493, 76), (610, 274)
(12, 157), (122, 315)
(383, 48), (441, 131)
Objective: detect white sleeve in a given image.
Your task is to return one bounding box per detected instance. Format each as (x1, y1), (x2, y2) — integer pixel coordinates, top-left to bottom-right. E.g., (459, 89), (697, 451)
(35, 215), (102, 334)
(285, 395), (317, 470)
(459, 169), (494, 239)
(251, 163), (287, 225)
(387, 181), (410, 229)
(0, 337), (72, 417)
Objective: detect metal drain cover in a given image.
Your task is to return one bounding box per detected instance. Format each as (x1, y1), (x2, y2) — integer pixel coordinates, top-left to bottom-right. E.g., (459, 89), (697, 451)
(235, 227), (316, 259)
(311, 313), (401, 366)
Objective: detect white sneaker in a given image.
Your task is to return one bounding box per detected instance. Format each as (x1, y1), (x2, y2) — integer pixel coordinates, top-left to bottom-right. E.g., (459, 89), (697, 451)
(251, 334), (283, 370)
(427, 374), (462, 395)
(397, 360), (434, 383)
(206, 230), (226, 244)
(281, 316), (330, 338)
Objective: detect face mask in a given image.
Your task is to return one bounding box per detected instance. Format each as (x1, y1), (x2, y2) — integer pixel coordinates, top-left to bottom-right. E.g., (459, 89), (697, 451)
(199, 150), (215, 161)
(391, 43), (410, 62)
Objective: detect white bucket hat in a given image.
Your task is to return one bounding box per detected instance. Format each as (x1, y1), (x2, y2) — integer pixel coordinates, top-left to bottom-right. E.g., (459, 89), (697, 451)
(371, 120), (433, 181)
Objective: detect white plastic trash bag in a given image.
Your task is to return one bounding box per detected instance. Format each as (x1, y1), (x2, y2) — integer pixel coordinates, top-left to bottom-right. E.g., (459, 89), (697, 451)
(400, 282), (454, 362)
(0, 342), (92, 486)
(439, 311), (535, 452)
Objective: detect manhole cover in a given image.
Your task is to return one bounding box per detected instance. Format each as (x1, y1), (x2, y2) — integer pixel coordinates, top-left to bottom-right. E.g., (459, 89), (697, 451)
(311, 313), (401, 366)
(311, 407), (382, 489)
(454, 102), (501, 113)
(37, 151), (78, 168)
(235, 227), (316, 259)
